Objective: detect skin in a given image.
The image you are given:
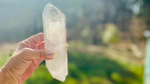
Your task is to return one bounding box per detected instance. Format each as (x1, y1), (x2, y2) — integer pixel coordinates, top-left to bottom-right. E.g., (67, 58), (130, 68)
(0, 33), (54, 84)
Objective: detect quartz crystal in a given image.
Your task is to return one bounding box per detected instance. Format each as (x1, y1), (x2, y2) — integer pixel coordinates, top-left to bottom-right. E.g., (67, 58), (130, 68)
(42, 3), (68, 82)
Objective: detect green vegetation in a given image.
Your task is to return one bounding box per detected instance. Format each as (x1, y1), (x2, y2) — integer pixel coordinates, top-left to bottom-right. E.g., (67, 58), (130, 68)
(0, 51), (143, 84)
(102, 24), (119, 44)
(0, 56), (9, 68)
(7, 51), (142, 84)
(0, 0), (147, 84)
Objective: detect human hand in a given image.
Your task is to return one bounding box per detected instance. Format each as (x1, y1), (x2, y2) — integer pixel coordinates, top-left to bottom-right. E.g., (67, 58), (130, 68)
(0, 33), (54, 84)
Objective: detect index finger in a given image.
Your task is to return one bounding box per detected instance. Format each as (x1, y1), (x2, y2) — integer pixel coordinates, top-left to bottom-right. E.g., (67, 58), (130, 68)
(26, 33), (44, 45)
(19, 33), (44, 50)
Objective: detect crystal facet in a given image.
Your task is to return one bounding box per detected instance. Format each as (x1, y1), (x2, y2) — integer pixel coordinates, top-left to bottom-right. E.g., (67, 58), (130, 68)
(42, 3), (68, 82)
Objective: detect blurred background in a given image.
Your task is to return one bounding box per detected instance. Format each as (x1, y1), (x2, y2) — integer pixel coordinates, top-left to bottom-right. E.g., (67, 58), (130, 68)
(0, 0), (149, 84)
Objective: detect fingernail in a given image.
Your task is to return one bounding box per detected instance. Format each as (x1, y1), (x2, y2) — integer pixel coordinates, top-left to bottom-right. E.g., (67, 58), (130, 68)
(46, 52), (54, 58)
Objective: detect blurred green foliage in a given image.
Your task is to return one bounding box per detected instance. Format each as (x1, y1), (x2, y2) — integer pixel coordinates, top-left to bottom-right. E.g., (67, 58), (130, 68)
(0, 51), (143, 84)
(102, 23), (119, 44)
(0, 0), (147, 84)
(0, 56), (9, 68)
(139, 0), (150, 17)
(23, 51), (143, 84)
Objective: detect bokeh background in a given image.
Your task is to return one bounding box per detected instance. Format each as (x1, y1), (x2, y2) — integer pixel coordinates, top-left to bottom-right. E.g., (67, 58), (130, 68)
(0, 0), (149, 84)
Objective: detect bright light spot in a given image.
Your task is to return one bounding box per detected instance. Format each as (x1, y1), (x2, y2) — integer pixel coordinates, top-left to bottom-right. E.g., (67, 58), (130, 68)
(144, 30), (150, 37)
(133, 3), (140, 14)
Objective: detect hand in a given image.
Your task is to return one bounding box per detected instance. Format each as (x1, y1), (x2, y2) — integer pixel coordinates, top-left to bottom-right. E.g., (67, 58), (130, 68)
(0, 33), (54, 84)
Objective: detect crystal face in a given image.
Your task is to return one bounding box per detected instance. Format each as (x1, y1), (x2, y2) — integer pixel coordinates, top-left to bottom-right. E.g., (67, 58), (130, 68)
(42, 3), (68, 82)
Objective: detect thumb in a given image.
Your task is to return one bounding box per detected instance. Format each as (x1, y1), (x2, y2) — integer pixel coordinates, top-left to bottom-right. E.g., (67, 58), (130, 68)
(21, 48), (54, 60)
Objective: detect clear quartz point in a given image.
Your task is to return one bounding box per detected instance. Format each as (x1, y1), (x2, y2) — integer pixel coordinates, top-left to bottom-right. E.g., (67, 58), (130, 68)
(42, 3), (68, 82)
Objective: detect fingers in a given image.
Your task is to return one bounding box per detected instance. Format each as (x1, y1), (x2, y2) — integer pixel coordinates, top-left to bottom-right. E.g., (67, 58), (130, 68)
(17, 33), (44, 51)
(21, 48), (54, 60)
(24, 33), (44, 45)
(36, 41), (45, 49)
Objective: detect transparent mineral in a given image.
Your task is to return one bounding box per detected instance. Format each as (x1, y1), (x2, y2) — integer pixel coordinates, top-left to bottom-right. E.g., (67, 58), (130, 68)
(42, 3), (68, 82)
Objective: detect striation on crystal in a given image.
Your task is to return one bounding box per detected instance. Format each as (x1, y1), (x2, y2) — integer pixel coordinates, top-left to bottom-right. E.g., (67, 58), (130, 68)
(42, 3), (68, 82)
